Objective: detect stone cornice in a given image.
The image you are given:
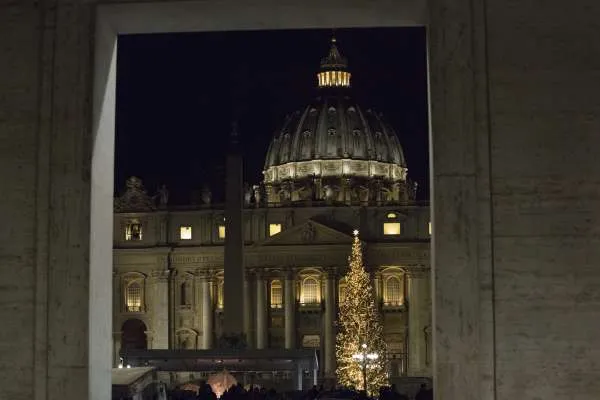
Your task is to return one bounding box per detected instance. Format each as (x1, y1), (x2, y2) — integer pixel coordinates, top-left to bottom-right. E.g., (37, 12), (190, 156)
(402, 266), (430, 278)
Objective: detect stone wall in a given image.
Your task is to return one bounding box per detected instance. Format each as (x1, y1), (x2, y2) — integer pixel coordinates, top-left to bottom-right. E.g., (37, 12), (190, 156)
(0, 3), (41, 399)
(487, 1), (600, 398)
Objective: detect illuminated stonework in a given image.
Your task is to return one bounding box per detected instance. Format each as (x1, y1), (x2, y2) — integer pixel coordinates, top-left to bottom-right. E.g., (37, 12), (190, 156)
(264, 159), (406, 182)
(317, 36), (351, 88)
(262, 37), (414, 205)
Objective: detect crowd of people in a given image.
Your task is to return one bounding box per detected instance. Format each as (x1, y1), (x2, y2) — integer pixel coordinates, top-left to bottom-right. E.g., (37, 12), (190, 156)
(167, 382), (433, 400)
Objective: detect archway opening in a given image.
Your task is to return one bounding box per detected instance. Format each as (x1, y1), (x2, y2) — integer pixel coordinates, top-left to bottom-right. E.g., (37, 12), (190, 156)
(121, 318), (148, 351)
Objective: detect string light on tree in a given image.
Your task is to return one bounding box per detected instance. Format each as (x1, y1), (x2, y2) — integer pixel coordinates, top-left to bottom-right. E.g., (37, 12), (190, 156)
(336, 230), (387, 394)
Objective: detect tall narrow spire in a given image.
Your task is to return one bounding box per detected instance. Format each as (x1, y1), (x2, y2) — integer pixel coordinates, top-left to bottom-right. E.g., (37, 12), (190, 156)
(317, 35), (351, 88)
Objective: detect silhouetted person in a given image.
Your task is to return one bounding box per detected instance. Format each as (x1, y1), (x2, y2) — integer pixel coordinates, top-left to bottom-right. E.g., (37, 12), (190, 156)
(307, 385), (319, 400)
(415, 384), (431, 400)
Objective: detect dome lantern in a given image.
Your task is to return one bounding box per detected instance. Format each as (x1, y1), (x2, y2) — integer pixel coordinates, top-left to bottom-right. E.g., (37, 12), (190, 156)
(317, 36), (351, 88)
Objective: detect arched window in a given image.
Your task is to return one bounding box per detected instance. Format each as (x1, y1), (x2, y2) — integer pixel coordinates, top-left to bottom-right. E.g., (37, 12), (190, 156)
(270, 280), (283, 308)
(125, 220), (143, 241)
(385, 276), (402, 306)
(301, 277), (319, 305)
(180, 280), (192, 306)
(126, 281), (142, 312)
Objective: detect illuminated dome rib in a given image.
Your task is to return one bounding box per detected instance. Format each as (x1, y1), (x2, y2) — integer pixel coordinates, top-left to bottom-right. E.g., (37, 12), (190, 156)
(317, 36), (351, 88)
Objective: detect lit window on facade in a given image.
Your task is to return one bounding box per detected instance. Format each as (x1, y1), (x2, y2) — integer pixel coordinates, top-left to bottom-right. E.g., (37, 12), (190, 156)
(180, 226), (192, 240)
(218, 225), (226, 239)
(125, 222), (143, 241)
(269, 223), (282, 236)
(384, 276), (402, 306)
(301, 277), (319, 304)
(270, 280), (283, 308)
(428, 222), (432, 235)
(383, 222), (401, 235)
(387, 212), (397, 219)
(126, 281), (142, 312)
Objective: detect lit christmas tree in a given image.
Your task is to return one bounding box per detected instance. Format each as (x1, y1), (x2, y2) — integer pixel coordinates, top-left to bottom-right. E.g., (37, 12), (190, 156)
(336, 230), (388, 394)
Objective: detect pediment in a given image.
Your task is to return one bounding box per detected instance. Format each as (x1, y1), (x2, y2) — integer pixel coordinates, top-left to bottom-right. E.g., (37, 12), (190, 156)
(256, 219), (353, 246)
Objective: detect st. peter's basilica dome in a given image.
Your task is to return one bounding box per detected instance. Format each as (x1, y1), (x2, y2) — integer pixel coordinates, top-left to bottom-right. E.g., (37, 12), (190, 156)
(262, 37), (414, 205)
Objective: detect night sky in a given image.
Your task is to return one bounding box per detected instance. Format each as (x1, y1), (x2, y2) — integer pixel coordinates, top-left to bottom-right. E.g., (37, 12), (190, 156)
(116, 27), (429, 203)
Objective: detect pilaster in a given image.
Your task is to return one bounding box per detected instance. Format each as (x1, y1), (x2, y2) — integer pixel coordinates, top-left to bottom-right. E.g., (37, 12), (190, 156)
(149, 269), (170, 349)
(284, 270), (297, 349)
(200, 273), (214, 349)
(406, 268), (430, 376)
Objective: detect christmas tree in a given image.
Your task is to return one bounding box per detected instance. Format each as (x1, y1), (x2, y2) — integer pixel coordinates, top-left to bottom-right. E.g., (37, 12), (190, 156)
(336, 230), (388, 394)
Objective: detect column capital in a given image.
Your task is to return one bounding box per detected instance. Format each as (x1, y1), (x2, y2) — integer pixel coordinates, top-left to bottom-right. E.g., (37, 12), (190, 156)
(322, 266), (340, 279)
(371, 268), (383, 279)
(403, 267), (429, 279)
(198, 269), (216, 281)
(284, 269), (296, 280)
(254, 269), (268, 280)
(151, 269), (171, 281)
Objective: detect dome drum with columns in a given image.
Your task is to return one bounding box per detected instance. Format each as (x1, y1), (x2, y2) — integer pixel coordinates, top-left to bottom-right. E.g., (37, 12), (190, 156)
(263, 37), (412, 205)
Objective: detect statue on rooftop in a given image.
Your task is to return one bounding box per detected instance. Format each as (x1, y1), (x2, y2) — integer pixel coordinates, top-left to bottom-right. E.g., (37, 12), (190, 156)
(201, 185), (212, 205)
(157, 184), (169, 207)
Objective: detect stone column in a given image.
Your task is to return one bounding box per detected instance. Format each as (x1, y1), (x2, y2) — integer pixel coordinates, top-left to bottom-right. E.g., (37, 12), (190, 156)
(284, 271), (297, 349)
(293, 362), (303, 391)
(407, 269), (430, 376)
(324, 270), (337, 377)
(243, 272), (254, 348)
(150, 269), (170, 349)
(255, 273), (267, 349)
(201, 276), (214, 349)
(373, 271), (382, 308)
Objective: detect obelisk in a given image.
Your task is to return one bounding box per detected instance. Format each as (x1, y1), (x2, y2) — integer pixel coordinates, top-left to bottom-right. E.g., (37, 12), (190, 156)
(223, 122), (245, 337)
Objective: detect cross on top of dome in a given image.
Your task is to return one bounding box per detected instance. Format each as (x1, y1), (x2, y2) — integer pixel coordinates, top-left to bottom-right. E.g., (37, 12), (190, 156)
(317, 36), (351, 88)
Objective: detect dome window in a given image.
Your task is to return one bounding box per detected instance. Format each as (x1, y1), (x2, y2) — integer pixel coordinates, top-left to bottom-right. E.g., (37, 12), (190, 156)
(327, 128), (337, 136)
(302, 130), (312, 137)
(348, 106), (356, 113)
(309, 108), (317, 115)
(353, 129), (361, 136)
(387, 212), (397, 219)
(328, 106), (337, 114)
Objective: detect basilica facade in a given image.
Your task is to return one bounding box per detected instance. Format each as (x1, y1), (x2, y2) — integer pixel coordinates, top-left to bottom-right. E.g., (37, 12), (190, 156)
(112, 38), (432, 382)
